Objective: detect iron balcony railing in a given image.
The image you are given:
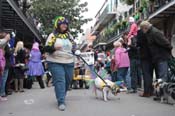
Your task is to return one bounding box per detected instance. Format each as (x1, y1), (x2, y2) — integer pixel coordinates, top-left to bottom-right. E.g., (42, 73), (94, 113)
(149, 0), (174, 14)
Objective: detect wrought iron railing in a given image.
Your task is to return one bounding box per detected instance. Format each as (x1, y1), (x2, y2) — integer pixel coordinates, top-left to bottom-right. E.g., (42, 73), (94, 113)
(149, 0), (173, 14)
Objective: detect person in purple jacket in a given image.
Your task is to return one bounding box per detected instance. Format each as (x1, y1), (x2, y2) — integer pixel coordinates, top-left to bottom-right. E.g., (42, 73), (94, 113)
(27, 42), (45, 89)
(114, 41), (130, 89)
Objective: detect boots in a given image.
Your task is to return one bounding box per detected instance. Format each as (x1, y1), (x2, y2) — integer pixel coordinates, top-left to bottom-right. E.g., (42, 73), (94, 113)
(26, 76), (33, 89)
(26, 79), (33, 89)
(19, 79), (24, 92)
(15, 79), (18, 92)
(36, 76), (45, 89)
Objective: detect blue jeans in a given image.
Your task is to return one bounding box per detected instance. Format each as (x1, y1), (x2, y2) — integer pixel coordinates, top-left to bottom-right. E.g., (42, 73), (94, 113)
(126, 68), (131, 89)
(0, 69), (9, 96)
(48, 62), (74, 105)
(117, 67), (130, 88)
(155, 61), (168, 82)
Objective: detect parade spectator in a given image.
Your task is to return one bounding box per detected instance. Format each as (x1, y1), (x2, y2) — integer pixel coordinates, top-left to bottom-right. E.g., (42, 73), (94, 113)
(97, 50), (106, 65)
(137, 21), (152, 97)
(124, 18), (141, 93)
(86, 43), (96, 79)
(5, 34), (16, 95)
(110, 55), (117, 82)
(14, 41), (26, 92)
(127, 17), (138, 45)
(0, 31), (10, 101)
(128, 21), (142, 93)
(139, 21), (172, 97)
(45, 16), (74, 111)
(104, 51), (111, 74)
(114, 41), (130, 89)
(0, 44), (12, 101)
(27, 42), (45, 89)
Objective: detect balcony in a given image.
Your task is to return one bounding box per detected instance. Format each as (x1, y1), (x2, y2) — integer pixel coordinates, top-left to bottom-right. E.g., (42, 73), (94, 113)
(93, 24), (128, 47)
(93, 4), (116, 32)
(148, 0), (175, 23)
(0, 0), (43, 43)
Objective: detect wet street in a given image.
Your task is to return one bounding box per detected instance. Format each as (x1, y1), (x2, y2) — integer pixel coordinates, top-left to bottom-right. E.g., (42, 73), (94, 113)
(0, 83), (175, 116)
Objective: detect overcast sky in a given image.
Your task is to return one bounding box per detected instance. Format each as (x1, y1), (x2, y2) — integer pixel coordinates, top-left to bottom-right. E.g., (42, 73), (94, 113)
(81, 0), (105, 31)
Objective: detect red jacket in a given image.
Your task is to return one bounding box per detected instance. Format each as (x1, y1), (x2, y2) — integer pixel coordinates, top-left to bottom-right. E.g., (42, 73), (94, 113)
(128, 23), (138, 39)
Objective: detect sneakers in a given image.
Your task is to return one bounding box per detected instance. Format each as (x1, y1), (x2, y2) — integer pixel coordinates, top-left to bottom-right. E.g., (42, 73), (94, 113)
(58, 104), (66, 111)
(0, 96), (8, 101)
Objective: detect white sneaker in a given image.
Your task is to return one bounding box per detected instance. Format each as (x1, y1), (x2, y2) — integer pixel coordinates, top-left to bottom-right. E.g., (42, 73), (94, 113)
(58, 104), (66, 111)
(0, 96), (8, 101)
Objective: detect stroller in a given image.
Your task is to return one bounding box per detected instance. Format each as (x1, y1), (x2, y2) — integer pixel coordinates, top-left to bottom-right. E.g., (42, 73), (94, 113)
(72, 64), (90, 89)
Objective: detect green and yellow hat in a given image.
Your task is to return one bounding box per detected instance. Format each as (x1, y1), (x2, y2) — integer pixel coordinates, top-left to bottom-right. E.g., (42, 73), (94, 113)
(53, 16), (69, 29)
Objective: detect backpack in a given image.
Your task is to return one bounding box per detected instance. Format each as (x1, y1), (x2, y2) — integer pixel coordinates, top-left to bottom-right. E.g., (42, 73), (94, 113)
(0, 48), (6, 75)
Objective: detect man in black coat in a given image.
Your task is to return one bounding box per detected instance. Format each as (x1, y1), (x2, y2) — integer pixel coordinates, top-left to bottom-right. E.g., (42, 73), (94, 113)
(139, 21), (172, 97)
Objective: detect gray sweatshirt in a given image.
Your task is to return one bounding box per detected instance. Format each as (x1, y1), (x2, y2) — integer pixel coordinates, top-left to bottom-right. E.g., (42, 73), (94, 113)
(45, 33), (74, 64)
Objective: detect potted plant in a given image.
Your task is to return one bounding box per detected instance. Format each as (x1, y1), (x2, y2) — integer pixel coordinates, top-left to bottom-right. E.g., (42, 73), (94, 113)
(116, 22), (122, 29)
(139, 6), (144, 13)
(122, 20), (127, 27)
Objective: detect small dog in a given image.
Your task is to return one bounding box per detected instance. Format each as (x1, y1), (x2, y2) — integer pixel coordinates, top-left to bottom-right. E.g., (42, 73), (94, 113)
(93, 77), (120, 101)
(153, 79), (175, 105)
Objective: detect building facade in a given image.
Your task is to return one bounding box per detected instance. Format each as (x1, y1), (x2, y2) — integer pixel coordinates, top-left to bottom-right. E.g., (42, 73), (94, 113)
(0, 0), (43, 46)
(93, 0), (175, 51)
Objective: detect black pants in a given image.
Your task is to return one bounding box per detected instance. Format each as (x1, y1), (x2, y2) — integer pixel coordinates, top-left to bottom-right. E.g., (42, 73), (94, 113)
(130, 59), (142, 90)
(141, 60), (153, 94)
(5, 67), (14, 93)
(111, 71), (118, 82)
(27, 76), (45, 89)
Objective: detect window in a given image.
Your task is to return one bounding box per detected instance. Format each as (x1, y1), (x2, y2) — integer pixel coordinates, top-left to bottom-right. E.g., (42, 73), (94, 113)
(124, 12), (127, 18)
(115, 0), (118, 6)
(129, 8), (133, 15)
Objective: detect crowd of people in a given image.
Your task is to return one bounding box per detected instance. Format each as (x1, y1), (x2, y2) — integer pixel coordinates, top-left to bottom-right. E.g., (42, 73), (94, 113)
(0, 15), (173, 111)
(0, 31), (48, 102)
(92, 17), (173, 98)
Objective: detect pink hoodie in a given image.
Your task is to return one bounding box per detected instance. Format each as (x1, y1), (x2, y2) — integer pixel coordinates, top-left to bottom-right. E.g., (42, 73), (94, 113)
(115, 47), (130, 68)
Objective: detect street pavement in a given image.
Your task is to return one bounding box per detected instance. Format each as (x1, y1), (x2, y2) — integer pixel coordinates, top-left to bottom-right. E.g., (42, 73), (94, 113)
(0, 83), (175, 116)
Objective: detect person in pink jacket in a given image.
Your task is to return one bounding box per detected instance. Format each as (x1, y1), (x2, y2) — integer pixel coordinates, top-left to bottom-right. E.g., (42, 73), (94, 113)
(127, 17), (138, 45)
(114, 41), (130, 88)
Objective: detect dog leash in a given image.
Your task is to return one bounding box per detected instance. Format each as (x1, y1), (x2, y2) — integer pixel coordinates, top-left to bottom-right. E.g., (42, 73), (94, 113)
(60, 50), (109, 86)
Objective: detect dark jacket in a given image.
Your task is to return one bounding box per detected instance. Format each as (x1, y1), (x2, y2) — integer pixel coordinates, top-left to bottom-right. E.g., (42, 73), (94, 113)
(128, 36), (139, 59)
(137, 30), (151, 61)
(4, 44), (13, 69)
(15, 49), (26, 64)
(145, 27), (172, 63)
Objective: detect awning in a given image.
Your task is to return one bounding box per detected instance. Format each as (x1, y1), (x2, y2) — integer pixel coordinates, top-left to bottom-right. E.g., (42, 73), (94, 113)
(149, 0), (175, 24)
(0, 0), (42, 44)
